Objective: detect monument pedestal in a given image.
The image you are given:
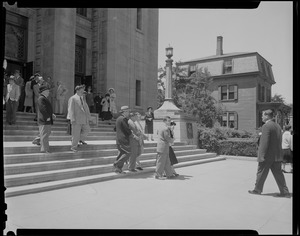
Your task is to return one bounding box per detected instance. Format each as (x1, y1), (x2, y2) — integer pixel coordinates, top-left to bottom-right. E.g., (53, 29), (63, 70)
(153, 100), (198, 146)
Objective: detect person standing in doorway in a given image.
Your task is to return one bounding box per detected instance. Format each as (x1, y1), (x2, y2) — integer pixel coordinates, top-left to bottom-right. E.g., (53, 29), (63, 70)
(144, 106), (154, 141)
(113, 105), (132, 174)
(248, 109), (290, 197)
(86, 86), (95, 113)
(67, 85), (92, 152)
(37, 85), (56, 153)
(5, 76), (20, 125)
(108, 88), (117, 118)
(24, 76), (34, 113)
(14, 70), (24, 112)
(31, 73), (40, 113)
(56, 81), (68, 115)
(155, 116), (175, 180)
(101, 93), (112, 124)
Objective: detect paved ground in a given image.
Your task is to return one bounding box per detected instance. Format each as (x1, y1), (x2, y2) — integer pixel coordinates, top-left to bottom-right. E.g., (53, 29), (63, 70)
(4, 158), (293, 235)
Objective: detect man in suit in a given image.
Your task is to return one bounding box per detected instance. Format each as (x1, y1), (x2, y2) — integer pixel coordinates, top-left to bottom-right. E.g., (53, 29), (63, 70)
(128, 112), (142, 172)
(249, 109), (290, 197)
(113, 105), (132, 174)
(13, 70), (24, 111)
(155, 116), (175, 180)
(37, 85), (56, 153)
(67, 85), (92, 152)
(6, 76), (20, 125)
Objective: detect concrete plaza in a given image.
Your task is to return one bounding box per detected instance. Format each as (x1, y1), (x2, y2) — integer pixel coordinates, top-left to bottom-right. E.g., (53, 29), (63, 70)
(4, 158), (293, 235)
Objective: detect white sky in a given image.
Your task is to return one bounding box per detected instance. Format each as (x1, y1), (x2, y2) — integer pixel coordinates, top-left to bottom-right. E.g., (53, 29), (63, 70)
(158, 1), (293, 104)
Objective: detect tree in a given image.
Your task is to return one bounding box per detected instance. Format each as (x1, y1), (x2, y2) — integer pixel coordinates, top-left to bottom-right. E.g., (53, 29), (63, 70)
(271, 93), (292, 126)
(157, 63), (223, 127)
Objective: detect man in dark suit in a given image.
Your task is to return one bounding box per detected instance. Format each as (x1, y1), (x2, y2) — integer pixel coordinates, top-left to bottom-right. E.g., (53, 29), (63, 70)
(37, 85), (56, 153)
(113, 105), (132, 174)
(249, 109), (290, 197)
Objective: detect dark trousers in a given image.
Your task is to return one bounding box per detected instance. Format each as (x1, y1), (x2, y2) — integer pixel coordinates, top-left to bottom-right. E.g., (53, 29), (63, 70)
(114, 144), (131, 170)
(6, 99), (18, 124)
(254, 161), (289, 194)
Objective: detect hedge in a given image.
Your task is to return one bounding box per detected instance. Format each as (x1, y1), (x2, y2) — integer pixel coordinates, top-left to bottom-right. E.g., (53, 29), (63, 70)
(218, 138), (258, 157)
(198, 126), (259, 157)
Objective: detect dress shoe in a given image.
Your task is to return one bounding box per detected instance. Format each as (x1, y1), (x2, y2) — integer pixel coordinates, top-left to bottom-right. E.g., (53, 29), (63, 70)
(274, 193), (291, 198)
(136, 167), (143, 171)
(79, 140), (87, 145)
(70, 147), (78, 152)
(248, 190), (261, 195)
(155, 175), (166, 180)
(173, 173), (179, 177)
(115, 169), (126, 174)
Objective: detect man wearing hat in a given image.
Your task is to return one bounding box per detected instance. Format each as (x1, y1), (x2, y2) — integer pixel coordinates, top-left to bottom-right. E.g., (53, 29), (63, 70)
(113, 105), (132, 174)
(37, 84), (56, 153)
(67, 85), (92, 152)
(5, 76), (20, 125)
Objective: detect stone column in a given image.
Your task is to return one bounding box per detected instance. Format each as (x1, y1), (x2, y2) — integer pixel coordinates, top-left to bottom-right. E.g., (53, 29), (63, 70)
(41, 8), (76, 116)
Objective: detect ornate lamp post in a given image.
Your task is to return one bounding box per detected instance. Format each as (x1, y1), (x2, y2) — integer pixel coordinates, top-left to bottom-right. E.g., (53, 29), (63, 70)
(157, 45), (180, 111)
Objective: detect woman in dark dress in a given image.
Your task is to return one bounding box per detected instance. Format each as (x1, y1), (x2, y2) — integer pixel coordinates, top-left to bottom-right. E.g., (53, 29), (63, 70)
(144, 106), (154, 141)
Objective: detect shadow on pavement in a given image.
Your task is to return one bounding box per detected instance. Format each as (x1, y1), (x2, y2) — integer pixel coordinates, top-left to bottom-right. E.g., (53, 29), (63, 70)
(260, 192), (293, 198)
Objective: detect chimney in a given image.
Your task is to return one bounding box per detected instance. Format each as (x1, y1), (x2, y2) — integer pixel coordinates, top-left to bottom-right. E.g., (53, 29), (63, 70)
(216, 36), (223, 56)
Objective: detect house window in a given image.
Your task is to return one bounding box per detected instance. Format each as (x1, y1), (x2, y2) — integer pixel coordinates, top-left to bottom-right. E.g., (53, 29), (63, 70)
(260, 60), (266, 76)
(220, 112), (238, 129)
(137, 8), (142, 30)
(223, 59), (233, 74)
(76, 8), (87, 17)
(219, 85), (238, 101)
(136, 80), (141, 106)
(189, 65), (196, 76)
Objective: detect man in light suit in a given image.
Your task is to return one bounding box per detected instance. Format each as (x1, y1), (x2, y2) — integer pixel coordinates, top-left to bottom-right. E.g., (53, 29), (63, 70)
(67, 85), (92, 152)
(249, 109), (290, 197)
(155, 116), (175, 180)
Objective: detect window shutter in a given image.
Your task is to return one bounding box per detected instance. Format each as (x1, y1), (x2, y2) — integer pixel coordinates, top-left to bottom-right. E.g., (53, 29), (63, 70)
(234, 112), (238, 129)
(218, 86), (221, 101)
(234, 85), (238, 100)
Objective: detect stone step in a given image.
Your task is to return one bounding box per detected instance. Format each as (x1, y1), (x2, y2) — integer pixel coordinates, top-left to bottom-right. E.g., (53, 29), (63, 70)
(4, 144), (196, 163)
(4, 155), (225, 198)
(3, 113), (67, 122)
(3, 129), (115, 136)
(4, 141), (186, 155)
(4, 149), (205, 174)
(4, 153), (218, 188)
(3, 124), (67, 131)
(3, 134), (116, 142)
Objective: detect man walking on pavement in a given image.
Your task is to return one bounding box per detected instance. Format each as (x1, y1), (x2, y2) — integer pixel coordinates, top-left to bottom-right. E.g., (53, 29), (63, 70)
(67, 85), (92, 152)
(248, 109), (290, 197)
(155, 116), (175, 180)
(113, 105), (132, 174)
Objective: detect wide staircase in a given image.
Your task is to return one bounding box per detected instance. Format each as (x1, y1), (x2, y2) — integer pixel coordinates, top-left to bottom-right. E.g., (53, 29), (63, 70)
(3, 111), (225, 198)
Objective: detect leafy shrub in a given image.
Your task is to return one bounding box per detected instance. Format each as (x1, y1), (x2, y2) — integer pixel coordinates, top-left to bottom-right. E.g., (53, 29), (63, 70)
(198, 126), (259, 156)
(218, 138), (258, 157)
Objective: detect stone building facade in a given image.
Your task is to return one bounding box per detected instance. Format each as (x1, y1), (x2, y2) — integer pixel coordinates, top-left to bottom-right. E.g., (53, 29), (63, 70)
(3, 5), (158, 114)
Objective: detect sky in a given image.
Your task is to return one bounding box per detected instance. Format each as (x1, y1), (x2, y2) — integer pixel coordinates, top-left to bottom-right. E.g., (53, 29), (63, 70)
(158, 1), (293, 104)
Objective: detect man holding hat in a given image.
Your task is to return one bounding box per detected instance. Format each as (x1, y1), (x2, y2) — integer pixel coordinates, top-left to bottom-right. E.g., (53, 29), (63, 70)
(67, 85), (92, 152)
(5, 76), (20, 125)
(37, 84), (56, 153)
(113, 105), (132, 174)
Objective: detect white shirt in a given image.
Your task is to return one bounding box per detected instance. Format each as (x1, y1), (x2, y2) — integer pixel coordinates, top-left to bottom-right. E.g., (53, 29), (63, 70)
(282, 131), (292, 150)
